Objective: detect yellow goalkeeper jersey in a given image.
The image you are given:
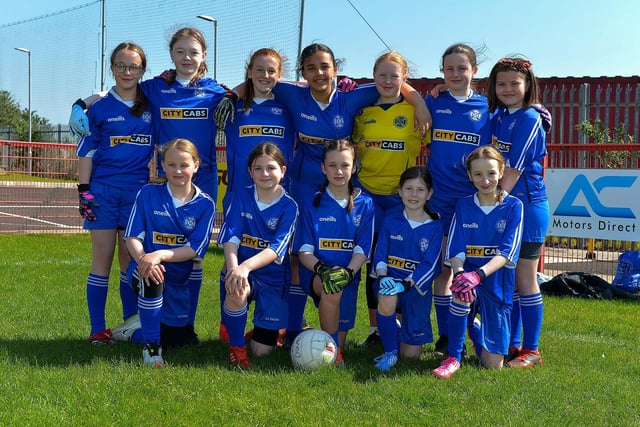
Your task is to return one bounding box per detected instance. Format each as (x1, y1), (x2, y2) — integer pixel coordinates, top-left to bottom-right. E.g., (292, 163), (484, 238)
(352, 100), (422, 195)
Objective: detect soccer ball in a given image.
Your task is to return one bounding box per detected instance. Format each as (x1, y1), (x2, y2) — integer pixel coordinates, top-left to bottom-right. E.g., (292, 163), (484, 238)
(290, 329), (337, 370)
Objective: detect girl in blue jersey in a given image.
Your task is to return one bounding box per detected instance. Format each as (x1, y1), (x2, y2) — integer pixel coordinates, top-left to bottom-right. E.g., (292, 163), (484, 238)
(352, 51), (424, 348)
(432, 146), (523, 379)
(372, 167), (443, 371)
(124, 138), (216, 368)
(293, 140), (375, 366)
(221, 48), (294, 212)
(76, 42), (154, 345)
(487, 57), (549, 368)
(425, 44), (492, 357)
(218, 142), (298, 368)
(70, 27), (227, 342)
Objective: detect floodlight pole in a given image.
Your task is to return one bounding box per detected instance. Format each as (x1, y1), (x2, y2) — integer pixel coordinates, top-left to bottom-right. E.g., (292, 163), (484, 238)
(197, 15), (218, 80)
(15, 47), (32, 175)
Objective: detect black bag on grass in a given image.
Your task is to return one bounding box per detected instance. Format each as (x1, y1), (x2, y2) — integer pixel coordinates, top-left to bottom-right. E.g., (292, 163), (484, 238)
(540, 272), (613, 299)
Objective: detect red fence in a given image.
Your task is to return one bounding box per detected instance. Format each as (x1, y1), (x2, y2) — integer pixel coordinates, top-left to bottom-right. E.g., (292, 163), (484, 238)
(2, 140), (637, 281)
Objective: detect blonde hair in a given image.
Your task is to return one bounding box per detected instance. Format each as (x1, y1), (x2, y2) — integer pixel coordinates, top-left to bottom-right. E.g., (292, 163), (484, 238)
(373, 51), (408, 78)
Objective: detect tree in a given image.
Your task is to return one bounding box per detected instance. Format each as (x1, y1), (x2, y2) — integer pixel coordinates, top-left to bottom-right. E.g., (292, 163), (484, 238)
(576, 118), (634, 168)
(0, 90), (54, 141)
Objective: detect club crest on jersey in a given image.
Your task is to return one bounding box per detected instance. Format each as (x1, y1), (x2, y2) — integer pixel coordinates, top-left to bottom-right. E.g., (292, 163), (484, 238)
(184, 216), (197, 231)
(353, 214), (362, 227)
(142, 112), (153, 123)
(419, 238), (430, 253)
(469, 109), (482, 121)
(194, 88), (206, 97)
(393, 115), (408, 129)
(267, 217), (278, 230)
(271, 107), (283, 115)
(495, 219), (507, 234)
(333, 115), (345, 129)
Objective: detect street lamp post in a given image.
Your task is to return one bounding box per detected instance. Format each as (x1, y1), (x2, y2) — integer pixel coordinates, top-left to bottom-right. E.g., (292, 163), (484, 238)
(15, 47), (32, 175)
(196, 15), (218, 80)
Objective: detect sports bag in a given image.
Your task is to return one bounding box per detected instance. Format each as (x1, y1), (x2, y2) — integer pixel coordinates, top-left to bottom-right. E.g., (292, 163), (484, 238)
(611, 250), (640, 293)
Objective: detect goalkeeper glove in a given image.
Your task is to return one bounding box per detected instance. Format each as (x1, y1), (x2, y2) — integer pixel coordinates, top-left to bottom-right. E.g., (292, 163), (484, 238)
(78, 184), (99, 221)
(378, 277), (411, 296)
(337, 77), (357, 92)
(69, 100), (90, 138)
(214, 91), (239, 129)
(325, 266), (355, 294)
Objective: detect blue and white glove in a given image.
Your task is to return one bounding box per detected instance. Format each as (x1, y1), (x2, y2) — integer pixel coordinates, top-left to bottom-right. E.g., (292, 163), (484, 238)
(378, 276), (411, 296)
(69, 101), (90, 138)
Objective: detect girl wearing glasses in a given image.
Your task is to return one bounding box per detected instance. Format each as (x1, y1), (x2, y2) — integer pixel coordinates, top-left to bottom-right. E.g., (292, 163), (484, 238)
(76, 42), (154, 346)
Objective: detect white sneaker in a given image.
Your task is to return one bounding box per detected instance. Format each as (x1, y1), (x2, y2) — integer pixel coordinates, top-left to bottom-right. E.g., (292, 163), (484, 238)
(112, 314), (141, 342)
(142, 343), (164, 368)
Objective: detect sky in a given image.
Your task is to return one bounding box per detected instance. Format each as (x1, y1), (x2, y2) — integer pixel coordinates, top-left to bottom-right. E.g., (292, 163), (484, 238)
(2, 0), (639, 125)
(3, 0), (640, 79)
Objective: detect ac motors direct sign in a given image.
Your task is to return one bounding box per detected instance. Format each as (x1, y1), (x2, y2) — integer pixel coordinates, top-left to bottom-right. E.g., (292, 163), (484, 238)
(546, 168), (640, 240)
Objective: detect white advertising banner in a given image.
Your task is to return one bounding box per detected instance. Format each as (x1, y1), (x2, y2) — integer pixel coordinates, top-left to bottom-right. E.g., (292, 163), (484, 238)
(546, 168), (640, 241)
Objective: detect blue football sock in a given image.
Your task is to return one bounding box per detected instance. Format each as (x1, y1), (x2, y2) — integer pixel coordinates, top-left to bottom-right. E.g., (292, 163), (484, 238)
(287, 283), (307, 333)
(119, 271), (138, 320)
(447, 301), (470, 361)
(376, 311), (399, 353)
(188, 268), (203, 325)
(139, 295), (163, 345)
(434, 294), (452, 338)
(509, 292), (522, 348)
(222, 304), (248, 348)
(87, 273), (109, 334)
(520, 293), (544, 351)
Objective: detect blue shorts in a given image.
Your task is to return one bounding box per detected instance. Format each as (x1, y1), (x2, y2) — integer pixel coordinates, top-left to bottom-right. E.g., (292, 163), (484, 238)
(376, 281), (433, 346)
(249, 277), (289, 330)
(521, 199), (550, 243)
(84, 181), (141, 230)
(161, 283), (191, 327)
(299, 266), (360, 332)
(471, 289), (511, 355)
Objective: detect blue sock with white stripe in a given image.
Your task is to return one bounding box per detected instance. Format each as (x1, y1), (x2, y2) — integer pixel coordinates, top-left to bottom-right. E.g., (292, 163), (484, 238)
(87, 273), (109, 334)
(434, 294), (452, 338)
(520, 293), (544, 351)
(447, 301), (470, 362)
(222, 304), (248, 348)
(138, 295), (163, 345)
(119, 271), (137, 320)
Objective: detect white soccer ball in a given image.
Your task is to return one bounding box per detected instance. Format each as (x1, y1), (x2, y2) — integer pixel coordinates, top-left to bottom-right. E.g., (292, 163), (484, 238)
(290, 329), (337, 370)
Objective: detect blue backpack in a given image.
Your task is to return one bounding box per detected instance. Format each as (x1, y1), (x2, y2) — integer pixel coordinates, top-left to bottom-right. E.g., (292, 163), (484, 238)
(612, 250), (640, 294)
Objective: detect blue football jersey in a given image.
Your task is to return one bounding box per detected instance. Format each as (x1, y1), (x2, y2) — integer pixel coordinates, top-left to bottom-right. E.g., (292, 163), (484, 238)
(77, 88), (154, 187)
(124, 182), (216, 286)
(293, 188), (375, 267)
(373, 210), (444, 295)
(272, 82), (379, 187)
(446, 193), (523, 304)
(224, 97), (295, 193)
(491, 106), (548, 204)
(141, 77), (226, 171)
(426, 91), (492, 199)
(218, 185), (298, 284)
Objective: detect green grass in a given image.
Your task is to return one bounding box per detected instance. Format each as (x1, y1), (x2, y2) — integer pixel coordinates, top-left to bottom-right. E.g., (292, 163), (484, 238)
(1, 234), (639, 426)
